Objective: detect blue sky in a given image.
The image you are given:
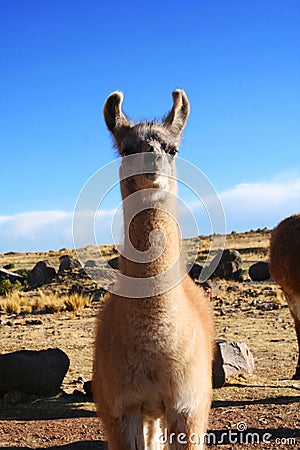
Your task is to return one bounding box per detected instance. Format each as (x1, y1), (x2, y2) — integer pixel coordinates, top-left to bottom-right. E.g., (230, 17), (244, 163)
(0, 0), (300, 252)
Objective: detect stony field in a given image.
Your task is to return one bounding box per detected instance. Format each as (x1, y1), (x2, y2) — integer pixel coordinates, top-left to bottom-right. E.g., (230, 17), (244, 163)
(0, 229), (299, 449)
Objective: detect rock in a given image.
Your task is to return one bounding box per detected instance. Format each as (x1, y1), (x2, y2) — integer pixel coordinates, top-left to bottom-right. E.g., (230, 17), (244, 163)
(84, 259), (100, 268)
(0, 268), (24, 284)
(25, 319), (43, 326)
(28, 260), (56, 286)
(58, 255), (82, 274)
(83, 380), (93, 397)
(108, 256), (119, 270)
(188, 262), (203, 281)
(213, 339), (255, 388)
(0, 348), (70, 397)
(249, 261), (270, 281)
(211, 249), (243, 281)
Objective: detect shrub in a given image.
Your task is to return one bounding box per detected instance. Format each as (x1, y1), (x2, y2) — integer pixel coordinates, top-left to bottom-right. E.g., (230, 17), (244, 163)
(3, 263), (15, 270)
(64, 293), (92, 311)
(0, 279), (13, 295)
(0, 279), (23, 296)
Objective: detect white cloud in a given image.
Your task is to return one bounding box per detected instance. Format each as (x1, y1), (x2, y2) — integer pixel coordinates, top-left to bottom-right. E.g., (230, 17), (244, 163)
(0, 211), (73, 253)
(219, 177), (300, 232)
(181, 176), (300, 236)
(0, 210), (116, 253)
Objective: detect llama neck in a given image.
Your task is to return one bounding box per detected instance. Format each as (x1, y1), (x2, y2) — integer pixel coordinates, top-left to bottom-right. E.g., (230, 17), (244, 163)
(120, 191), (182, 283)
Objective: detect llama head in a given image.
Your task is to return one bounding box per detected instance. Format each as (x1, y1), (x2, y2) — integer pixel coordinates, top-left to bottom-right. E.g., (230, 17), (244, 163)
(103, 90), (190, 198)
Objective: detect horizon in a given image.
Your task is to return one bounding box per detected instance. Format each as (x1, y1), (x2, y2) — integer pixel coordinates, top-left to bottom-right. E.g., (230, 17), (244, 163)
(0, 226), (271, 256)
(1, 0), (299, 253)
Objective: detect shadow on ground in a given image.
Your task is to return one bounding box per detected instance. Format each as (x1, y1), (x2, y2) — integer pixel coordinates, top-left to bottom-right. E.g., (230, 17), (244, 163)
(0, 393), (97, 421)
(0, 442), (106, 450)
(212, 394), (300, 408)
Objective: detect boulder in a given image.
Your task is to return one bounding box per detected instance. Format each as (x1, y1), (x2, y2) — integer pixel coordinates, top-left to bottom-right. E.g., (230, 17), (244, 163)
(211, 249), (243, 281)
(84, 259), (100, 268)
(58, 255), (81, 274)
(108, 256), (119, 270)
(249, 261), (270, 281)
(83, 380), (93, 397)
(0, 348), (70, 397)
(213, 339), (255, 388)
(188, 262), (203, 281)
(0, 268), (24, 284)
(28, 260), (56, 286)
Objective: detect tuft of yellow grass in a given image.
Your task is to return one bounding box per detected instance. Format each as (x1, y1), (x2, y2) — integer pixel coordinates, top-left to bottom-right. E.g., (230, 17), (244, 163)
(64, 293), (92, 311)
(0, 291), (25, 314)
(0, 290), (92, 314)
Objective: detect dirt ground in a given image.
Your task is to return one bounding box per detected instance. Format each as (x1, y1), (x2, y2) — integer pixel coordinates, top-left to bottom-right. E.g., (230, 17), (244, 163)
(1, 231), (300, 448)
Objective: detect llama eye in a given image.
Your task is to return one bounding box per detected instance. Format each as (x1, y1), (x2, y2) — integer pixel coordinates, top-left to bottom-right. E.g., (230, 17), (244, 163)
(169, 148), (178, 157)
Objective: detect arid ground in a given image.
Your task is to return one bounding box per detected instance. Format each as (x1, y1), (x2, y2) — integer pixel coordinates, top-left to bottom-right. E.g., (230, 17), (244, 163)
(0, 229), (299, 449)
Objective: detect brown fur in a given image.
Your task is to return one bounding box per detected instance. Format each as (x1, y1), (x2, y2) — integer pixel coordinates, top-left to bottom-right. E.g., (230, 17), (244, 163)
(269, 214), (300, 379)
(93, 90), (214, 448)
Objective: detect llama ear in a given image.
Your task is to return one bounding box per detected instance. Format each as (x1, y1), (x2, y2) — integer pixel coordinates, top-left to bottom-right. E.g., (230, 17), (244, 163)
(103, 91), (131, 143)
(163, 89), (190, 135)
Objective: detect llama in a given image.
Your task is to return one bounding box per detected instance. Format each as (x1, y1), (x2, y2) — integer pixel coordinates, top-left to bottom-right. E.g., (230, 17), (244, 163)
(93, 89), (214, 449)
(269, 214), (300, 379)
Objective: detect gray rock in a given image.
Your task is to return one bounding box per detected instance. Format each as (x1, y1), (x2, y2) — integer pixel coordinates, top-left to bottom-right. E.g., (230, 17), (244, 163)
(83, 380), (93, 397)
(108, 256), (119, 270)
(58, 255), (82, 274)
(213, 339), (254, 388)
(84, 259), (100, 268)
(0, 348), (70, 397)
(28, 260), (56, 286)
(0, 268), (24, 284)
(188, 262), (203, 281)
(249, 261), (270, 281)
(211, 249), (243, 281)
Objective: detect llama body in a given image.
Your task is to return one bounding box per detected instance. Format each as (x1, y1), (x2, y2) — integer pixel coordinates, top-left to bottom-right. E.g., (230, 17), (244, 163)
(93, 90), (214, 448)
(269, 214), (300, 379)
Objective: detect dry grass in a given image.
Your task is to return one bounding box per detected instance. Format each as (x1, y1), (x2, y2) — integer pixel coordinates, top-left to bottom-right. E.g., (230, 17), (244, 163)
(64, 293), (92, 311)
(0, 290), (92, 314)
